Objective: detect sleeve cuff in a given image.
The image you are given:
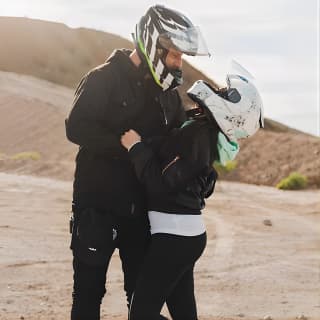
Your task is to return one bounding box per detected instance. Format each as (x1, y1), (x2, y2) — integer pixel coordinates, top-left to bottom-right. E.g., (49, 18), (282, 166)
(128, 141), (152, 161)
(127, 141), (141, 152)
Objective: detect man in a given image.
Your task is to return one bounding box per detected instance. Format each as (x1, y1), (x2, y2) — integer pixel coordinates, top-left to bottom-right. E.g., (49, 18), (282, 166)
(65, 4), (210, 320)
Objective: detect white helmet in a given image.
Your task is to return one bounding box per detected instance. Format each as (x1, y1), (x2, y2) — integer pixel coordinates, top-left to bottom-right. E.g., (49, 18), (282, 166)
(187, 62), (264, 141)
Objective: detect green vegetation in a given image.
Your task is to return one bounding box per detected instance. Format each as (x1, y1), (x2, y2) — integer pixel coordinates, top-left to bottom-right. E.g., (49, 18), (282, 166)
(11, 152), (41, 161)
(214, 160), (237, 175)
(276, 172), (308, 190)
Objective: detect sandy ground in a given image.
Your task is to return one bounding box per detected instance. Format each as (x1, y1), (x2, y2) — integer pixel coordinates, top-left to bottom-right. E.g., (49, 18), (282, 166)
(0, 172), (319, 320)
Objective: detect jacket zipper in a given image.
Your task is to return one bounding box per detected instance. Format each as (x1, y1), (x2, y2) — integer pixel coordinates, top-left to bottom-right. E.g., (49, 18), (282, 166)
(158, 96), (168, 125)
(162, 107), (168, 125)
(162, 156), (180, 174)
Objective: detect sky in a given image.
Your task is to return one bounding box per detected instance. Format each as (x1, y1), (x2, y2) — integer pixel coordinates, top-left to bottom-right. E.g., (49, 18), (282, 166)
(1, 0), (319, 136)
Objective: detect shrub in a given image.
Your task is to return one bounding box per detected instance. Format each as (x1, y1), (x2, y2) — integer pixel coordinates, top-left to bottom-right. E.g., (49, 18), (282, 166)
(11, 152), (41, 161)
(214, 160), (237, 175)
(276, 172), (308, 190)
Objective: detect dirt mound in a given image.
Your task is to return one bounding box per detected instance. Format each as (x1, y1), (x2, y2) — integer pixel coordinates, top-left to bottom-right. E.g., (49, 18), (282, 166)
(223, 130), (320, 187)
(0, 71), (76, 181)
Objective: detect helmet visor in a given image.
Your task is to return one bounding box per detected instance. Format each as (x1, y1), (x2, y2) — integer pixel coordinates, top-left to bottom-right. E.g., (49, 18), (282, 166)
(158, 26), (210, 56)
(228, 60), (255, 82)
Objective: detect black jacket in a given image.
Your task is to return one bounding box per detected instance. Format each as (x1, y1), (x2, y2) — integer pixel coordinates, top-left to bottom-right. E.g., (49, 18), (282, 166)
(65, 49), (186, 215)
(129, 118), (219, 214)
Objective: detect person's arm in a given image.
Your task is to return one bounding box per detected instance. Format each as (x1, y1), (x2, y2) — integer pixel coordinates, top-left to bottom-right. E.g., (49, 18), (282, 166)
(65, 69), (124, 154)
(121, 129), (211, 193)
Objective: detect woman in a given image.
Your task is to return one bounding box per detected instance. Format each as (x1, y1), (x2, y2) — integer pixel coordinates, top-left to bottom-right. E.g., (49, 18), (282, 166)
(121, 69), (263, 320)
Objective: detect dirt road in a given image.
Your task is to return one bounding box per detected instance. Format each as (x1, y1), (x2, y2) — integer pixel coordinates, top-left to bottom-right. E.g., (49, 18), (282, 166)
(0, 173), (319, 320)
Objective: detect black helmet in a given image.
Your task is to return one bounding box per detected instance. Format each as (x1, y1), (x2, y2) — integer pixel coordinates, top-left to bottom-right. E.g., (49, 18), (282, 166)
(133, 5), (210, 91)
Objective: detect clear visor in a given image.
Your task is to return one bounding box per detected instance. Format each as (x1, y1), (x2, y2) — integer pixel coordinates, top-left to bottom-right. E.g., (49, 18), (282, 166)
(227, 60), (255, 83)
(158, 26), (210, 56)
(227, 60), (264, 127)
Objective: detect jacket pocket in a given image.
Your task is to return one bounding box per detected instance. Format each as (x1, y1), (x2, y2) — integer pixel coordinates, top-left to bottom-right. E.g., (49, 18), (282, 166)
(71, 208), (116, 266)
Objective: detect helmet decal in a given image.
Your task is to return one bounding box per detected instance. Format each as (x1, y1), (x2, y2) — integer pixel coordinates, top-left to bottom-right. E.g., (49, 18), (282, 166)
(134, 5), (209, 91)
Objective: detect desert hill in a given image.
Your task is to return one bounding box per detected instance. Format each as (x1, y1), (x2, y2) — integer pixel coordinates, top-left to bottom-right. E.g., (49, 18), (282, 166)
(0, 16), (307, 131)
(0, 17), (319, 188)
(0, 71), (76, 180)
(0, 16), (213, 104)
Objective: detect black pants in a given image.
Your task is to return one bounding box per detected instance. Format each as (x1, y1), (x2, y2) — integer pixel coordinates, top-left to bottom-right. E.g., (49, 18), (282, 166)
(129, 232), (207, 320)
(70, 209), (151, 320)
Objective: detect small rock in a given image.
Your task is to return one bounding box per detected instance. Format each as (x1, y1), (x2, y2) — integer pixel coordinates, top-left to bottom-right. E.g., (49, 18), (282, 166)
(263, 316), (273, 320)
(296, 315), (308, 320)
(263, 219), (273, 226)
(237, 313), (245, 318)
(20, 317), (24, 320)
